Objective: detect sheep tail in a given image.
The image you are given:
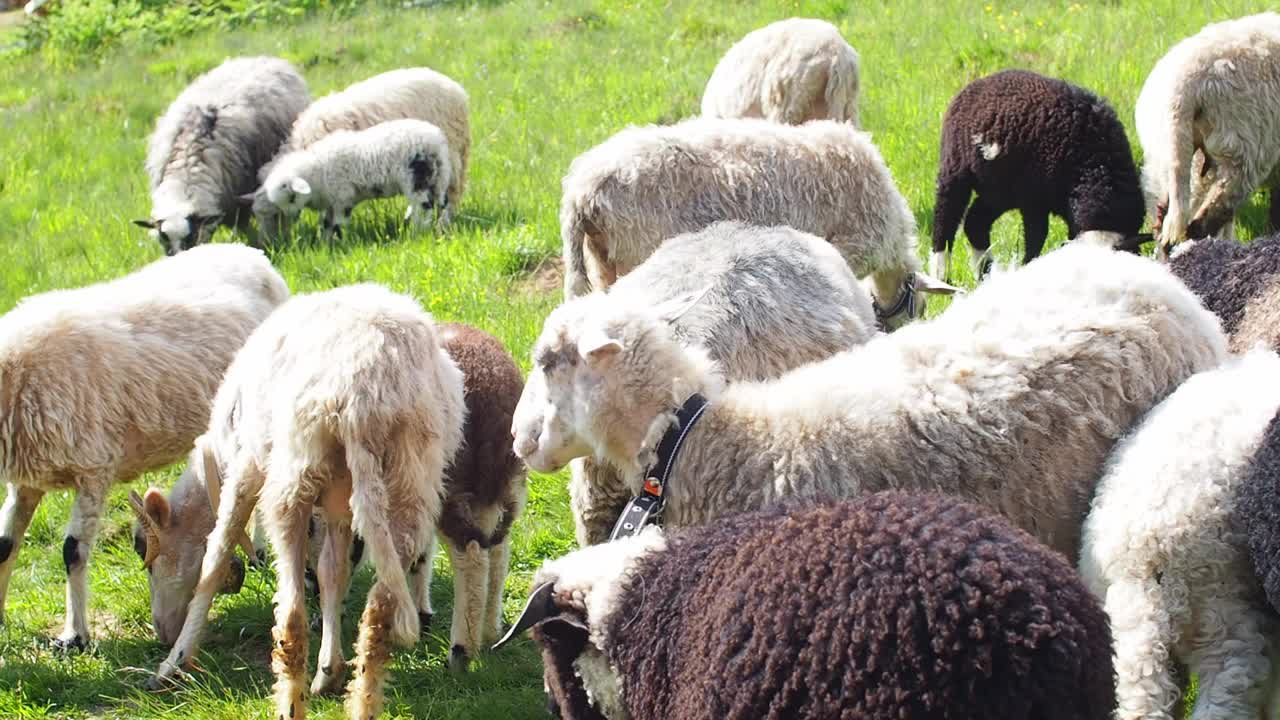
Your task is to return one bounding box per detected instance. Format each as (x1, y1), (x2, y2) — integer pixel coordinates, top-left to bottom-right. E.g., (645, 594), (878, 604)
(562, 214), (591, 300)
(346, 442), (419, 648)
(1161, 92), (1198, 247)
(826, 52), (859, 127)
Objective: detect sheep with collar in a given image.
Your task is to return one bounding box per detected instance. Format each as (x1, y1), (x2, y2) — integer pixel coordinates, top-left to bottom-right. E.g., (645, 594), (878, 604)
(513, 243), (1226, 562)
(1136, 12), (1280, 256)
(138, 284), (465, 720)
(1080, 350), (1280, 720)
(558, 117), (960, 328)
(254, 119), (452, 239)
(557, 221), (880, 546)
(701, 18), (860, 126)
(135, 56), (309, 255)
(0, 244), (288, 651)
(506, 493), (1115, 720)
(931, 69), (1147, 281)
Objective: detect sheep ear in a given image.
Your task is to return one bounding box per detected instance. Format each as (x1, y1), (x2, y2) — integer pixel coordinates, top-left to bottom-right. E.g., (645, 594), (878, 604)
(235, 192), (257, 209)
(141, 488), (172, 530)
(133, 219), (157, 229)
(654, 285), (713, 324)
(290, 177), (312, 196)
(578, 331), (623, 367)
(913, 272), (963, 296)
(1116, 233), (1155, 254)
(493, 582), (559, 650)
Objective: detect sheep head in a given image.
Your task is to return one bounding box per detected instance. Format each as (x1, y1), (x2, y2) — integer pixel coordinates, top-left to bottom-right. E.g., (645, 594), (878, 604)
(497, 528), (667, 720)
(511, 290), (714, 477)
(128, 437), (252, 646)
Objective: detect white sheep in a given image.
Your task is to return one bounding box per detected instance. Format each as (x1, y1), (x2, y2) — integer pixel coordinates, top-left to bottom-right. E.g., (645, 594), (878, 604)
(701, 18), (860, 126)
(513, 243), (1226, 562)
(0, 245), (288, 650)
(1136, 12), (1280, 256)
(250, 67), (471, 237)
(256, 119), (452, 239)
(558, 117), (960, 328)
(565, 221), (879, 546)
(139, 284), (465, 720)
(135, 56), (310, 255)
(1079, 350), (1280, 720)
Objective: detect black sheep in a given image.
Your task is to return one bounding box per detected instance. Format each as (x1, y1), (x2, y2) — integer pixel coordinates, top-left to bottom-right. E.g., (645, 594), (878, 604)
(931, 69), (1146, 280)
(512, 493), (1116, 720)
(1239, 410), (1280, 615)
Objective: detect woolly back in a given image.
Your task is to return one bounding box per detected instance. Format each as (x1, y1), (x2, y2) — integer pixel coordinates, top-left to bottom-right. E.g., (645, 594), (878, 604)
(604, 493), (1115, 720)
(1237, 409), (1280, 614)
(1170, 234), (1280, 337)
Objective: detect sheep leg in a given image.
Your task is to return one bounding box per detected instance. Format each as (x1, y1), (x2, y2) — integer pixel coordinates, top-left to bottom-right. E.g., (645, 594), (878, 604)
(1020, 209), (1050, 265)
(1105, 577), (1185, 720)
(55, 476), (110, 651)
(445, 538), (490, 671)
(310, 514), (354, 697)
(408, 534), (437, 629)
(0, 483), (45, 625)
(1185, 601), (1273, 720)
(930, 176), (973, 281)
(267, 499), (312, 720)
(963, 195), (1003, 279)
(150, 458), (265, 688)
(483, 534), (513, 646)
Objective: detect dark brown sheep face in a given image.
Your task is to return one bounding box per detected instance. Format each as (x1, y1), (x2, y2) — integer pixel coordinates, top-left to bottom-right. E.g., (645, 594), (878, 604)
(533, 615), (608, 720)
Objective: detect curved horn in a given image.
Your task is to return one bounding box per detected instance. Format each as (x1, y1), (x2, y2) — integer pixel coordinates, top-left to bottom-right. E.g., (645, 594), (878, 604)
(128, 490), (161, 569)
(199, 442), (256, 561)
(493, 581), (557, 650)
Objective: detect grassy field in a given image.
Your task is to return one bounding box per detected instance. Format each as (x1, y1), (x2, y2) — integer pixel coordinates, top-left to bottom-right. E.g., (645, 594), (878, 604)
(0, 1), (1268, 718)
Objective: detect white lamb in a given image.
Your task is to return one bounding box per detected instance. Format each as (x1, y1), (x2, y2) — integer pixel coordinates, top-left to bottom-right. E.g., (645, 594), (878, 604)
(0, 245), (288, 650)
(701, 18), (860, 126)
(1136, 12), (1280, 256)
(513, 243), (1226, 562)
(256, 119), (452, 238)
(250, 67), (471, 238)
(135, 56), (310, 255)
(140, 284), (465, 720)
(1080, 350), (1280, 720)
(559, 117), (959, 328)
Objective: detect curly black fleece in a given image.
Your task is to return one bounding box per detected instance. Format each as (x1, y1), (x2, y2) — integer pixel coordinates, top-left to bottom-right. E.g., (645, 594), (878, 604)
(597, 493), (1115, 720)
(932, 69), (1143, 265)
(1169, 233), (1280, 335)
(1237, 410), (1280, 613)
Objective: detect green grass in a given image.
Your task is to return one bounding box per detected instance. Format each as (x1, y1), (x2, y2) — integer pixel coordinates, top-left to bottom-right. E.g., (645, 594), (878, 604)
(0, 0), (1267, 717)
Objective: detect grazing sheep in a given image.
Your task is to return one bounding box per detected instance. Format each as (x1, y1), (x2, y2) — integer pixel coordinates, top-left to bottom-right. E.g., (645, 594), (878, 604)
(1136, 12), (1280, 256)
(140, 285), (464, 720)
(931, 69), (1147, 281)
(0, 245), (288, 650)
(505, 493), (1115, 720)
(135, 56), (309, 255)
(255, 119), (453, 239)
(1169, 234), (1280, 352)
(1080, 350), (1280, 720)
(513, 243), (1226, 562)
(558, 117), (960, 328)
(701, 18), (860, 126)
(558, 221), (880, 545)
(251, 67), (471, 237)
(304, 322), (526, 676)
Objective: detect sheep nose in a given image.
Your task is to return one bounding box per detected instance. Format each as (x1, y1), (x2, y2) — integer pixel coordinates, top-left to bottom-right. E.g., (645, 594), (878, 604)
(513, 436), (538, 459)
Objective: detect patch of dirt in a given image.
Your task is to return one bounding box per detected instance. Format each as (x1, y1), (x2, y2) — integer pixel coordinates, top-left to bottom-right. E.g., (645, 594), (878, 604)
(516, 254), (564, 297)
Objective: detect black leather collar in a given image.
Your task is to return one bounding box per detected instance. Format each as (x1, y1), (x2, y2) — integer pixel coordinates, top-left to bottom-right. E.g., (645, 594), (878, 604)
(873, 276), (916, 329)
(608, 393), (710, 541)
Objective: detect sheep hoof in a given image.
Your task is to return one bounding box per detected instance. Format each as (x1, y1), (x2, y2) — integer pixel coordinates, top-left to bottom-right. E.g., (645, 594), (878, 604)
(310, 665), (346, 696)
(51, 633), (87, 653)
(142, 674), (176, 693)
(418, 611), (433, 631)
(448, 644), (470, 673)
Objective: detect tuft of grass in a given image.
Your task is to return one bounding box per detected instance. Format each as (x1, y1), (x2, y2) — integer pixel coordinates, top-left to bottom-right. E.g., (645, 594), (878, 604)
(0, 0), (1261, 717)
